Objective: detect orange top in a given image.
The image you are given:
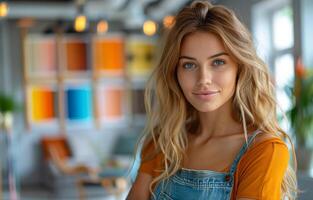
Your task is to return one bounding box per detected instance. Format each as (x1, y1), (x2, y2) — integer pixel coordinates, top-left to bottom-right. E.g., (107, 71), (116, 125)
(139, 138), (289, 199)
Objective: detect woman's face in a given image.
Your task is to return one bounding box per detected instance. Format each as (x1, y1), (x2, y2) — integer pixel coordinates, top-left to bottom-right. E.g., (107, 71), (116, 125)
(177, 31), (238, 113)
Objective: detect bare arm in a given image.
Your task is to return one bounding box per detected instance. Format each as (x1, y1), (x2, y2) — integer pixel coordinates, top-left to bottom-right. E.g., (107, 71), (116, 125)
(126, 172), (153, 200)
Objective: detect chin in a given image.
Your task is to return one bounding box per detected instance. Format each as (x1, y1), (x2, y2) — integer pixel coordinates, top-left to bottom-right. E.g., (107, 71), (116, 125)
(191, 103), (221, 113)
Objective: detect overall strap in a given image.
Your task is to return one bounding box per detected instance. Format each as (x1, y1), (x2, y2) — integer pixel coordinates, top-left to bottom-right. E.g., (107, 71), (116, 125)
(228, 129), (262, 175)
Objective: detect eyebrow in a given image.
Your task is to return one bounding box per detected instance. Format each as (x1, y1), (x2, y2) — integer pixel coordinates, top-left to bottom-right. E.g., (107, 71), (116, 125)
(179, 52), (229, 60)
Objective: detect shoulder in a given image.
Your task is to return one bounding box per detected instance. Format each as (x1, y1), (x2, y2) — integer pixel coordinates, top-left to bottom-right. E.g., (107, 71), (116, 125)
(239, 132), (289, 171)
(139, 137), (163, 177)
(251, 131), (286, 145)
(235, 132), (290, 199)
(248, 132), (288, 152)
(141, 138), (161, 161)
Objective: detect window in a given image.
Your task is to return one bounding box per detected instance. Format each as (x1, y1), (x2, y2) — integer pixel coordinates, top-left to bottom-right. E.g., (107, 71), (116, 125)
(252, 0), (294, 131)
(272, 5), (294, 130)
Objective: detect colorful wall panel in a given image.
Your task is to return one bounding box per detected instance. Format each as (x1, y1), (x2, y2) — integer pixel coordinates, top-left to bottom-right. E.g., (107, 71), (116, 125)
(26, 36), (57, 75)
(65, 86), (92, 120)
(93, 37), (125, 74)
(97, 86), (124, 122)
(23, 33), (154, 130)
(63, 38), (88, 71)
(131, 89), (146, 115)
(126, 38), (156, 76)
(29, 86), (57, 122)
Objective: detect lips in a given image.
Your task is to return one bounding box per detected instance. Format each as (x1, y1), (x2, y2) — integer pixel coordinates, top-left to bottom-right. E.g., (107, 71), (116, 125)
(193, 90), (220, 101)
(193, 91), (220, 95)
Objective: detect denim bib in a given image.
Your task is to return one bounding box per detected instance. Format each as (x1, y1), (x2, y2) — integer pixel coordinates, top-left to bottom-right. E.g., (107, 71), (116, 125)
(151, 129), (261, 200)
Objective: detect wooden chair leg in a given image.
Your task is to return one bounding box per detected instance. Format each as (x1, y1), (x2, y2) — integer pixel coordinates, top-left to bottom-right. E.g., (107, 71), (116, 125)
(76, 179), (86, 200)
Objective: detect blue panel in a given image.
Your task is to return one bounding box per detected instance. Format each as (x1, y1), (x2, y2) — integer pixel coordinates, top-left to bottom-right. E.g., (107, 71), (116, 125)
(66, 87), (92, 120)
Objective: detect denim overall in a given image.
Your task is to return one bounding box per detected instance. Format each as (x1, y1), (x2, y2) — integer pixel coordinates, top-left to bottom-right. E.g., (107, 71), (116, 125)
(152, 129), (261, 200)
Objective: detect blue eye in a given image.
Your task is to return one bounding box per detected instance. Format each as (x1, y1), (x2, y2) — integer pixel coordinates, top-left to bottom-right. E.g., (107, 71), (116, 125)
(182, 62), (196, 70)
(212, 59), (225, 66)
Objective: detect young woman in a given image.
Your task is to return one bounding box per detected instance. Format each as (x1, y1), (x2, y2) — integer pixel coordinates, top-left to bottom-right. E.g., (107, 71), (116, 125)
(127, 1), (297, 199)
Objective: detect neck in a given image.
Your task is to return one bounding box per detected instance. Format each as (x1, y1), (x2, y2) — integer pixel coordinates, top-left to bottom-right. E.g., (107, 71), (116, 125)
(196, 99), (243, 138)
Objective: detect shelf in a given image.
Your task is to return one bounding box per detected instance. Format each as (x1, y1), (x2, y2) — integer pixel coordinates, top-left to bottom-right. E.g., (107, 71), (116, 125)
(129, 76), (149, 87)
(61, 71), (92, 79)
(22, 32), (156, 131)
(25, 77), (58, 84)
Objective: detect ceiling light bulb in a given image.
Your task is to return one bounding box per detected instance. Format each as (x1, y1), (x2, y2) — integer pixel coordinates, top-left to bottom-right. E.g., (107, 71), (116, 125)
(0, 2), (9, 18)
(74, 15), (87, 32)
(163, 15), (174, 28)
(97, 20), (109, 34)
(143, 20), (157, 36)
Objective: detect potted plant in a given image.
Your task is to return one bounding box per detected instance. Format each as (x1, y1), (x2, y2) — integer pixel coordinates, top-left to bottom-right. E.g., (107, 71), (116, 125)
(0, 92), (20, 198)
(286, 59), (313, 171)
(0, 92), (18, 131)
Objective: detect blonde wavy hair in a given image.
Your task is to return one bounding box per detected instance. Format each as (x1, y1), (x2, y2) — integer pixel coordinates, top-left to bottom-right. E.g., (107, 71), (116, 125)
(138, 0), (298, 199)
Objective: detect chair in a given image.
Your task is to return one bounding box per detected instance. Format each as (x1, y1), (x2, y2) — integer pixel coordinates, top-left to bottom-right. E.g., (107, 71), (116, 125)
(40, 135), (101, 199)
(41, 135), (98, 176)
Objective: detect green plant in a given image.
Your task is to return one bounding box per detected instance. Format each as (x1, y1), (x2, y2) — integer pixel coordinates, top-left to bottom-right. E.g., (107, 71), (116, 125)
(0, 93), (18, 114)
(285, 61), (313, 147)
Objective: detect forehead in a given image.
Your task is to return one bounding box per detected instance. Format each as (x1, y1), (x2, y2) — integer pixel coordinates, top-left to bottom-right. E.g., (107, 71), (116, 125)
(180, 31), (226, 56)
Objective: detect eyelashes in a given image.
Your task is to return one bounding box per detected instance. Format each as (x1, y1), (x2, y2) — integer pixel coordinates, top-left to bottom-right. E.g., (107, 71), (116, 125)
(180, 59), (226, 70)
(182, 62), (196, 70)
(212, 59), (225, 66)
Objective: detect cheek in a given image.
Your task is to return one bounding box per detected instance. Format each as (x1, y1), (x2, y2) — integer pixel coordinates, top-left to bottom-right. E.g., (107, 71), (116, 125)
(218, 71), (237, 91)
(177, 70), (185, 90)
(177, 73), (193, 93)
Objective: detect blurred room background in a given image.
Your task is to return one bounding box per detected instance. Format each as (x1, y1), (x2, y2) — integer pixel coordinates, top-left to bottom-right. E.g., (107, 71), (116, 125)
(0, 0), (312, 199)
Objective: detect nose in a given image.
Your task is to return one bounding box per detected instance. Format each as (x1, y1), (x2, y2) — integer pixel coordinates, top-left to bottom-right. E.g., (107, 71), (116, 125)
(197, 66), (212, 86)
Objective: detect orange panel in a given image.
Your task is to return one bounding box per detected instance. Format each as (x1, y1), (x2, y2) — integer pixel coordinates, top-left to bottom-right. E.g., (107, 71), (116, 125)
(65, 41), (87, 71)
(94, 38), (124, 71)
(31, 89), (55, 121)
